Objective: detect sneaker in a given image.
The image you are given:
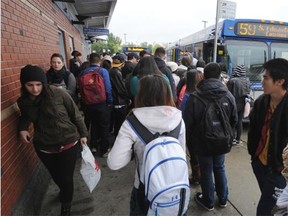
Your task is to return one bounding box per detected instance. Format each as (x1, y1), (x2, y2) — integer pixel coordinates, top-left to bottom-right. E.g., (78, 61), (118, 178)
(219, 199), (227, 208)
(189, 177), (200, 186)
(91, 148), (97, 153)
(232, 139), (242, 145)
(61, 203), (71, 216)
(195, 192), (214, 211)
(102, 151), (109, 158)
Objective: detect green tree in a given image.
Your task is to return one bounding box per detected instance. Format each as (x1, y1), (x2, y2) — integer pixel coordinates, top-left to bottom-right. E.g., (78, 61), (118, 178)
(107, 33), (122, 54)
(140, 42), (149, 48)
(91, 33), (122, 55)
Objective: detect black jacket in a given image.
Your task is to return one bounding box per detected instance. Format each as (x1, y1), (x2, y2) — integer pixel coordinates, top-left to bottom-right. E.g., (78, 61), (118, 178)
(154, 57), (176, 100)
(227, 77), (250, 111)
(247, 93), (288, 173)
(183, 78), (238, 156)
(109, 67), (130, 107)
(121, 61), (136, 80)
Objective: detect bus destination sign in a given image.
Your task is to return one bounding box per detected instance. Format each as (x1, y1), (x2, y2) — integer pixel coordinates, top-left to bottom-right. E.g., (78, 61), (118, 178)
(235, 22), (288, 39)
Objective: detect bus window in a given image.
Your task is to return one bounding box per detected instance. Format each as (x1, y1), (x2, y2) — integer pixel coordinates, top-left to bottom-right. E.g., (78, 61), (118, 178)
(225, 40), (268, 82)
(271, 43), (288, 60)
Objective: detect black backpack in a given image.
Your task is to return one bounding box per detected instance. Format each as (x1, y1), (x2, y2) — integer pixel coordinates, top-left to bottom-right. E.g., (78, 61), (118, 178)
(194, 93), (234, 155)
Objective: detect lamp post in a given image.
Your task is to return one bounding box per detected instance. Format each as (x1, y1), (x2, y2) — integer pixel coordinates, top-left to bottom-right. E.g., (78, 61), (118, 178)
(213, 0), (220, 62)
(124, 33), (127, 44)
(202, 20), (208, 29)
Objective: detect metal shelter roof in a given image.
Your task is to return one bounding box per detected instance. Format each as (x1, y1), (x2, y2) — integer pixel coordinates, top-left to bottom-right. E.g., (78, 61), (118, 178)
(74, 0), (117, 29)
(53, 0), (117, 38)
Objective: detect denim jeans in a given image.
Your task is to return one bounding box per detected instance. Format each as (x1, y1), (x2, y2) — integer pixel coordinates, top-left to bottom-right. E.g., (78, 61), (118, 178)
(198, 154), (228, 206)
(252, 158), (286, 216)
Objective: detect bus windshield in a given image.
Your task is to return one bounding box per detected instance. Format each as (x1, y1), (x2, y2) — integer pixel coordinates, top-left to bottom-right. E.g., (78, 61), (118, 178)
(225, 40), (268, 82)
(271, 43), (288, 60)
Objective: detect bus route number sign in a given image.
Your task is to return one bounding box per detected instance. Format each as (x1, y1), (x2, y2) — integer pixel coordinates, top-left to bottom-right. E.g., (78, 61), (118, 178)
(235, 22), (288, 39)
(127, 47), (145, 52)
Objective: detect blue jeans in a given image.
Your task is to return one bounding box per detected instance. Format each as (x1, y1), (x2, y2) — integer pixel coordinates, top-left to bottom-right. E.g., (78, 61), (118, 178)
(252, 158), (286, 216)
(198, 154), (228, 206)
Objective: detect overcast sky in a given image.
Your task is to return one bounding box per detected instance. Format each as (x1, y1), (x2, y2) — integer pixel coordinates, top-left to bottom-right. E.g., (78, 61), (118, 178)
(108, 0), (288, 45)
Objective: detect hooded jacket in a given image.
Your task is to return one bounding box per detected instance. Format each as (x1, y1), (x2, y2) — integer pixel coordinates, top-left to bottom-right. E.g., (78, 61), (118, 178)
(17, 85), (88, 149)
(183, 78), (237, 156)
(154, 57), (176, 100)
(227, 67), (250, 111)
(107, 106), (186, 188)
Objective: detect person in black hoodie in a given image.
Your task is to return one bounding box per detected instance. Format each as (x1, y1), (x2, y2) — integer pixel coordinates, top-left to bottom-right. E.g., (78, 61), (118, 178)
(154, 47), (176, 101)
(183, 63), (237, 211)
(227, 64), (251, 145)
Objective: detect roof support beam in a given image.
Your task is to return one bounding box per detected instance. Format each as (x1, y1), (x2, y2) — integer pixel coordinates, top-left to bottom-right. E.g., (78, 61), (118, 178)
(52, 0), (75, 3)
(71, 20), (85, 25)
(76, 15), (91, 22)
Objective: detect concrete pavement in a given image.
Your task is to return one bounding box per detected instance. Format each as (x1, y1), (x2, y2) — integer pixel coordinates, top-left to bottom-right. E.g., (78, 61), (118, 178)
(40, 129), (260, 216)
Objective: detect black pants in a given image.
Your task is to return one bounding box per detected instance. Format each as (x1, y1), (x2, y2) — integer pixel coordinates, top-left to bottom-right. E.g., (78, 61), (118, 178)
(35, 145), (78, 204)
(112, 107), (129, 137)
(87, 106), (113, 155)
(235, 108), (244, 141)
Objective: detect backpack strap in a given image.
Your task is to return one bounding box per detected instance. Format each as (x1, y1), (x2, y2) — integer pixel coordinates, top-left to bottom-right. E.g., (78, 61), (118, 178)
(127, 112), (182, 145)
(191, 92), (207, 107)
(127, 113), (155, 144)
(192, 92), (224, 107)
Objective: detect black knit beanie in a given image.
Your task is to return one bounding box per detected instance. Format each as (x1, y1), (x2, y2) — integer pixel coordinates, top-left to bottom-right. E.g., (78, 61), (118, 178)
(20, 65), (47, 85)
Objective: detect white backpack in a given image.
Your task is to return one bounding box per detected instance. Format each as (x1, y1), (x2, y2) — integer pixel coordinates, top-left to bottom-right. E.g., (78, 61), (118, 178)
(127, 113), (190, 216)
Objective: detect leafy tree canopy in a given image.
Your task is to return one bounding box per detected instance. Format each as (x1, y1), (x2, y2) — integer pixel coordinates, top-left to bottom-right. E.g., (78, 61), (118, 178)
(91, 33), (165, 55)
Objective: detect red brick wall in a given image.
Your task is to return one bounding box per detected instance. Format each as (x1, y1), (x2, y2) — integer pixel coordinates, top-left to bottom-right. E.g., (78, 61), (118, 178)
(1, 0), (83, 215)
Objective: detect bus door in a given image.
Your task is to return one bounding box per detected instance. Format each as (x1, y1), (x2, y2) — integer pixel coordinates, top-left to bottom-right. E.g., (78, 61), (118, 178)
(203, 42), (214, 63)
(224, 40), (269, 100)
(271, 42), (288, 60)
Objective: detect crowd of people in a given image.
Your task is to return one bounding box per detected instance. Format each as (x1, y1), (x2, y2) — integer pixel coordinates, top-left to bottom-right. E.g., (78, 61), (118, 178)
(17, 48), (288, 215)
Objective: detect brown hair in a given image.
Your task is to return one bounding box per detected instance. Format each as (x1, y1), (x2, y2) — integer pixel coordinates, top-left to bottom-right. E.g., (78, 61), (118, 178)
(50, 53), (64, 62)
(138, 56), (162, 78)
(186, 69), (204, 93)
(135, 75), (175, 108)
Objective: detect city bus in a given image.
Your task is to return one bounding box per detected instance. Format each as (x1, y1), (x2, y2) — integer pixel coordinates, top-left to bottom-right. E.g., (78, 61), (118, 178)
(122, 46), (151, 57)
(167, 18), (288, 100)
